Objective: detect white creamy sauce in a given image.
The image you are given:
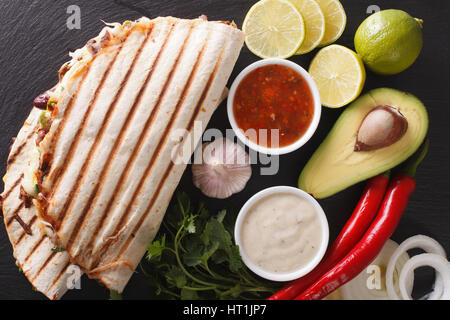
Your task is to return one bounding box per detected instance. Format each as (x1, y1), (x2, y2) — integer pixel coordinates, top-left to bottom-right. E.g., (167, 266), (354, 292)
(240, 193), (322, 274)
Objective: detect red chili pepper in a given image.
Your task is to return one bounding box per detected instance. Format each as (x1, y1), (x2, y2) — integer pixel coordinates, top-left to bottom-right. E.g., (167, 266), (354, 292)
(268, 172), (389, 300)
(294, 141), (428, 300)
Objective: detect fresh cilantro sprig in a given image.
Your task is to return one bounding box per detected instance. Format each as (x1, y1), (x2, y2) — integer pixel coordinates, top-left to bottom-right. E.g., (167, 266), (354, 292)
(140, 192), (280, 300)
(109, 290), (122, 300)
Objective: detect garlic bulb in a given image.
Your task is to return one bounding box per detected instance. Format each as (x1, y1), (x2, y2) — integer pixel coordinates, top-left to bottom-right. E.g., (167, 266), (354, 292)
(192, 138), (252, 199)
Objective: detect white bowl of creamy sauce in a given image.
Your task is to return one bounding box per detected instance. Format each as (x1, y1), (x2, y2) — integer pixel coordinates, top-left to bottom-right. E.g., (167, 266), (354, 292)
(235, 186), (329, 282)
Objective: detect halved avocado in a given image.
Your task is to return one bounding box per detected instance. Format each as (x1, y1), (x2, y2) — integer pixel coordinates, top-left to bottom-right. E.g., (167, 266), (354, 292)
(299, 88), (429, 199)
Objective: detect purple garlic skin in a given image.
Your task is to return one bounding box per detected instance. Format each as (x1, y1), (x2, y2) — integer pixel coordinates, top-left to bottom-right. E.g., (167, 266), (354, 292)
(355, 105), (408, 152)
(192, 138), (252, 199)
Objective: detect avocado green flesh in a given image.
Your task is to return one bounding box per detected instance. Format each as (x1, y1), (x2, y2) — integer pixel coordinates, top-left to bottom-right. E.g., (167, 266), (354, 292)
(298, 88), (428, 199)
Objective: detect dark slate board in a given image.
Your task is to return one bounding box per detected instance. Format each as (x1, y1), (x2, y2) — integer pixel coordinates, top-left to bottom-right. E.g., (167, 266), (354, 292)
(0, 0), (449, 300)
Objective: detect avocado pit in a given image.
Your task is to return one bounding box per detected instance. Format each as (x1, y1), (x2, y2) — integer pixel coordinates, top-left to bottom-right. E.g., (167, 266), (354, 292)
(355, 105), (408, 152)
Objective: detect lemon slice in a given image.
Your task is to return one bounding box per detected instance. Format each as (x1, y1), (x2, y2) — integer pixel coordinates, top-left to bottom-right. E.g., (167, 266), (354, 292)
(243, 0), (305, 59)
(316, 0), (347, 46)
(309, 44), (366, 108)
(289, 0), (326, 54)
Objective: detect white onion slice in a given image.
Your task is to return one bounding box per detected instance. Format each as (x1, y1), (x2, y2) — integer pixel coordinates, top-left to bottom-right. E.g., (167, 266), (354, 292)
(399, 253), (450, 300)
(386, 235), (447, 300)
(336, 239), (412, 300)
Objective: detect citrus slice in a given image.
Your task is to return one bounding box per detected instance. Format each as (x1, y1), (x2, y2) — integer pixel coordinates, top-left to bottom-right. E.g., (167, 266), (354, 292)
(315, 0), (346, 46)
(243, 0), (305, 59)
(289, 0), (326, 54)
(309, 44), (366, 108)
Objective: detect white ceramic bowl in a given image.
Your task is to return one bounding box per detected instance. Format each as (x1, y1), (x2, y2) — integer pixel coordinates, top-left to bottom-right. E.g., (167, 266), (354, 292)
(227, 58), (322, 155)
(234, 186), (329, 282)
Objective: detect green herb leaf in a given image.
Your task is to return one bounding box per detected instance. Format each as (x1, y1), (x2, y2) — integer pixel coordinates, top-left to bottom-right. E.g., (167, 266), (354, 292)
(109, 290), (122, 300)
(141, 192), (280, 300)
(228, 245), (244, 272)
(147, 234), (166, 261)
(183, 239), (203, 267)
(165, 266), (187, 289)
(181, 288), (200, 300)
(220, 283), (243, 300)
(185, 215), (196, 234)
(176, 192), (191, 217)
(208, 218), (233, 251)
(202, 241), (220, 263)
(216, 209), (227, 223)
(211, 249), (228, 265)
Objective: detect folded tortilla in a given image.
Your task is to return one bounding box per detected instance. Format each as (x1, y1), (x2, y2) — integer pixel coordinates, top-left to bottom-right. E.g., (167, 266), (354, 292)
(3, 16), (244, 295)
(1, 108), (82, 300)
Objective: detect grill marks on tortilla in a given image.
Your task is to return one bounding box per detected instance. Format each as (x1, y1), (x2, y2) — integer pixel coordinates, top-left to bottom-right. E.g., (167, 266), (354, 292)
(65, 22), (187, 261)
(117, 34), (228, 260)
(43, 60), (95, 186)
(15, 215), (37, 245)
(51, 22), (174, 247)
(7, 130), (34, 166)
(21, 234), (71, 288)
(2, 173), (23, 203)
(1, 108), (76, 299)
(82, 23), (209, 264)
(3, 131), (31, 225)
(8, 204), (72, 296)
(51, 28), (150, 228)
(84, 22), (227, 272)
(45, 30), (133, 207)
(30, 250), (57, 282)
(17, 219), (71, 294)
(3, 174), (32, 236)
(6, 202), (31, 234)
(47, 261), (71, 292)
(24, 236), (46, 263)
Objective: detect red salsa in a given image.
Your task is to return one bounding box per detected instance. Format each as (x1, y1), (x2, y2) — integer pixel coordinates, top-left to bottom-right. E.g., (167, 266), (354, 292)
(233, 64), (314, 148)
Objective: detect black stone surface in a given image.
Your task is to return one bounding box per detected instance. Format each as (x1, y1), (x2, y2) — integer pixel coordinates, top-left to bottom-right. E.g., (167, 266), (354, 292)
(0, 0), (448, 299)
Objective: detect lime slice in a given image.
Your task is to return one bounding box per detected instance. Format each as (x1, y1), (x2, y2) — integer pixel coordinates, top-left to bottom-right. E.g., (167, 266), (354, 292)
(289, 0), (326, 54)
(315, 0), (346, 46)
(243, 0), (305, 59)
(309, 44), (366, 108)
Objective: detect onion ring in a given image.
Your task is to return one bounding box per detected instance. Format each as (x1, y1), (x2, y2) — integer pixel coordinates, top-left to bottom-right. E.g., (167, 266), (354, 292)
(386, 235), (447, 300)
(399, 253), (450, 300)
(339, 239), (412, 300)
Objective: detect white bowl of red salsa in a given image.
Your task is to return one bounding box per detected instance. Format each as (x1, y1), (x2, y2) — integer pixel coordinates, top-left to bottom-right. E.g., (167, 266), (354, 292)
(228, 59), (321, 155)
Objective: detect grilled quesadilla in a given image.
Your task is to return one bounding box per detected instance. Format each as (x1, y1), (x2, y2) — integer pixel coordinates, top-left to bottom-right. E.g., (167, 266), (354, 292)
(1, 16), (244, 297)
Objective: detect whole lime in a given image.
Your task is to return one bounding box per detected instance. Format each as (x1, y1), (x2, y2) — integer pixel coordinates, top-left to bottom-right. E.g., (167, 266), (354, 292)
(354, 9), (423, 75)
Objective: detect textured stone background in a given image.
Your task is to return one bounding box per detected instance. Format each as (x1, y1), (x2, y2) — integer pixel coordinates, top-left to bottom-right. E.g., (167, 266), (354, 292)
(0, 0), (448, 299)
